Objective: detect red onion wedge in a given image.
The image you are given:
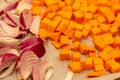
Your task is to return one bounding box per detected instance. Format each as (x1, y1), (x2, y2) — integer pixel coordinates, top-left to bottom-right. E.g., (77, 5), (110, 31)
(19, 37), (46, 58)
(0, 53), (18, 72)
(20, 9), (33, 30)
(17, 50), (40, 80)
(32, 60), (53, 80)
(0, 20), (20, 38)
(0, 62), (15, 78)
(30, 15), (41, 35)
(0, 37), (19, 48)
(0, 47), (19, 57)
(0, 53), (18, 79)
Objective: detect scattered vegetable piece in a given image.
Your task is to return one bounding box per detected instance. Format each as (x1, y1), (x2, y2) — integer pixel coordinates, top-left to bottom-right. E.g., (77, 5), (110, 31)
(19, 37), (46, 58)
(32, 60), (53, 80)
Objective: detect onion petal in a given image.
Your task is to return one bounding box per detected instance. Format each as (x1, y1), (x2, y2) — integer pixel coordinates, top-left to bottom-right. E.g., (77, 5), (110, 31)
(3, 1), (18, 12)
(0, 37), (19, 48)
(0, 47), (19, 57)
(32, 60), (53, 80)
(3, 12), (19, 27)
(16, 1), (32, 14)
(17, 50), (40, 80)
(30, 15), (41, 35)
(0, 53), (18, 72)
(0, 25), (9, 37)
(19, 37), (45, 58)
(46, 69), (54, 80)
(0, 20), (20, 38)
(0, 62), (15, 78)
(20, 9), (33, 30)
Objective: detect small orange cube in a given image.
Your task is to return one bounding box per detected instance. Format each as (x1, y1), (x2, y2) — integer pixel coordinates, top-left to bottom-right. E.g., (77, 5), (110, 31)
(71, 52), (80, 62)
(59, 49), (70, 60)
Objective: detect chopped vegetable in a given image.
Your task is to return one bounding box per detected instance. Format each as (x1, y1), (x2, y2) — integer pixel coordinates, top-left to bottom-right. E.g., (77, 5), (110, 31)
(0, 37), (19, 48)
(32, 60), (53, 80)
(59, 48), (70, 60)
(19, 37), (46, 58)
(20, 9), (33, 30)
(17, 50), (40, 80)
(68, 62), (81, 73)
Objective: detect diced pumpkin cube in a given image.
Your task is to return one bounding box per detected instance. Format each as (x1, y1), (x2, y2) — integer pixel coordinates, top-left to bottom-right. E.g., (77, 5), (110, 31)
(68, 62), (81, 73)
(63, 11), (72, 20)
(89, 5), (98, 13)
(85, 57), (93, 70)
(38, 28), (49, 39)
(87, 71), (104, 77)
(40, 18), (51, 29)
(104, 11), (116, 23)
(31, 6), (42, 15)
(89, 52), (96, 58)
(71, 52), (80, 62)
(64, 0), (73, 5)
(52, 41), (61, 49)
(73, 10), (84, 23)
(72, 30), (82, 42)
(70, 41), (80, 51)
(72, 2), (81, 11)
(100, 24), (110, 33)
(105, 59), (120, 73)
(72, 24), (83, 31)
(49, 32), (61, 42)
(90, 26), (101, 35)
(84, 22), (92, 31)
(60, 35), (69, 47)
(89, 20), (100, 27)
(94, 64), (105, 72)
(64, 28), (75, 39)
(84, 13), (93, 22)
(46, 12), (56, 19)
(98, 50), (111, 61)
(112, 13), (120, 28)
(93, 57), (104, 65)
(108, 48), (120, 61)
(59, 49), (70, 60)
(58, 1), (65, 9)
(56, 19), (70, 33)
(82, 29), (89, 38)
(44, 0), (59, 6)
(96, 15), (106, 23)
(80, 59), (86, 70)
(109, 26), (118, 36)
(114, 36), (120, 47)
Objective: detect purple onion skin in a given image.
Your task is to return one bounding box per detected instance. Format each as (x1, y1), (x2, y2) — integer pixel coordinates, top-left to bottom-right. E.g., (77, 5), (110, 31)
(5, 13), (18, 27)
(4, 1), (18, 12)
(20, 11), (26, 28)
(19, 37), (43, 50)
(2, 53), (18, 63)
(17, 31), (27, 38)
(0, 11), (3, 16)
(21, 42), (45, 58)
(19, 37), (46, 58)
(20, 9), (33, 30)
